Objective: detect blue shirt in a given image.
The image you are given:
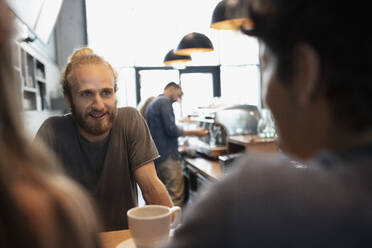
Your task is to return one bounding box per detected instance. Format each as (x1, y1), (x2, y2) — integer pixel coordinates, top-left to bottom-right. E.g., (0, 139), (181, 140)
(145, 95), (183, 164)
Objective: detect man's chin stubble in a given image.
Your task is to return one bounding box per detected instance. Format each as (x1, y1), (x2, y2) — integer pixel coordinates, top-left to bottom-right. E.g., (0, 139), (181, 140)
(71, 102), (118, 136)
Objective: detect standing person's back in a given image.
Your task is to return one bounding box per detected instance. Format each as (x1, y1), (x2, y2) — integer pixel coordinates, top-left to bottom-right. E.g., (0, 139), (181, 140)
(146, 94), (182, 163)
(145, 82), (207, 206)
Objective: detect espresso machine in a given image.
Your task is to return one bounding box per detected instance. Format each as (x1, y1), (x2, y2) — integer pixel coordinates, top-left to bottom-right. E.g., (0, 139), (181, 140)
(187, 104), (261, 159)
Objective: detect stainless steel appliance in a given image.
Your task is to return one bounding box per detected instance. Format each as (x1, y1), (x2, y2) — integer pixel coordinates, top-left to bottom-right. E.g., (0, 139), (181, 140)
(187, 104), (261, 159)
(214, 104), (261, 136)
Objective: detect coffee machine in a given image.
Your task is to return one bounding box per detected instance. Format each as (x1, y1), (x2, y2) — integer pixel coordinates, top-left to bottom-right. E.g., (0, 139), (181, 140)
(187, 104), (261, 159)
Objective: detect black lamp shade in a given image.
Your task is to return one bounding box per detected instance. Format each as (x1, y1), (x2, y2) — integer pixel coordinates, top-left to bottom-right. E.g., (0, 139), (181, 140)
(175, 32), (214, 56)
(163, 50), (191, 66)
(210, 1), (253, 30)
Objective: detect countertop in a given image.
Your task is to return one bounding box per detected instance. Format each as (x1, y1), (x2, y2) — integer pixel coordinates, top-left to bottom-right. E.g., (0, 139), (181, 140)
(183, 156), (222, 181)
(228, 135), (276, 146)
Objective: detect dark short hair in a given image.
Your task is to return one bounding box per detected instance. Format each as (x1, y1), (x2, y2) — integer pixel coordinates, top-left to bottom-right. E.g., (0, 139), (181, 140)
(242, 0), (372, 132)
(164, 82), (181, 91)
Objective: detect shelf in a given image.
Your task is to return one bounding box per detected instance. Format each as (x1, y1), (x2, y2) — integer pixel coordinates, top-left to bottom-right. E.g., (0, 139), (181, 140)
(24, 78), (35, 88)
(23, 86), (37, 93)
(15, 46), (47, 111)
(23, 91), (37, 111)
(36, 76), (46, 83)
(36, 60), (46, 79)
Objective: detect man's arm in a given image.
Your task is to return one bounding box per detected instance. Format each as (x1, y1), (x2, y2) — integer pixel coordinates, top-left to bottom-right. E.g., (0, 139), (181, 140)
(158, 101), (207, 138)
(135, 162), (173, 207)
(182, 128), (208, 137)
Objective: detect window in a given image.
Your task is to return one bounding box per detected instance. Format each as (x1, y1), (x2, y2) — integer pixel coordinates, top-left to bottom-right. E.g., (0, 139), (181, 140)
(138, 69), (179, 104)
(220, 65), (260, 106)
(86, 0), (262, 109)
(135, 66), (220, 118)
(180, 72), (214, 116)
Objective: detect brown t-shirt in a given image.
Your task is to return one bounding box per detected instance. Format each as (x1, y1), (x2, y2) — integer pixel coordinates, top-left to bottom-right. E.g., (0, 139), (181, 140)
(36, 107), (159, 231)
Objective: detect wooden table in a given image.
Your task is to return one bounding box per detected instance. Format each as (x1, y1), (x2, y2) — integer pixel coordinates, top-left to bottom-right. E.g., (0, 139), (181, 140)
(100, 229), (131, 248)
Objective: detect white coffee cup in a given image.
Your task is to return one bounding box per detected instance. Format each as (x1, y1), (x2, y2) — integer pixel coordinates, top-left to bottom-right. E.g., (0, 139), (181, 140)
(127, 205), (182, 248)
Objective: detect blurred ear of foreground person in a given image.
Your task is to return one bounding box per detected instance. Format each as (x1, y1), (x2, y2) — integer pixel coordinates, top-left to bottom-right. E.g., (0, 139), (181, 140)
(0, 1), (101, 248)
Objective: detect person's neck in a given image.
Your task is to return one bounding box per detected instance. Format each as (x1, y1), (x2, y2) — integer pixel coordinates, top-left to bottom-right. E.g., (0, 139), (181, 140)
(163, 90), (171, 99)
(77, 126), (111, 143)
(326, 126), (372, 155)
(282, 101), (372, 159)
(297, 125), (372, 159)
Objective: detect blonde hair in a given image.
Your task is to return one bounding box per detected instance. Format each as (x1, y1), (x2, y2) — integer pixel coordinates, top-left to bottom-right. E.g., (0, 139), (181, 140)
(139, 96), (155, 117)
(61, 47), (118, 101)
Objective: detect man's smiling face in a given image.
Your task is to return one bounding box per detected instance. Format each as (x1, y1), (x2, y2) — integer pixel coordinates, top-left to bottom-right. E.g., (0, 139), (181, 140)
(68, 64), (117, 141)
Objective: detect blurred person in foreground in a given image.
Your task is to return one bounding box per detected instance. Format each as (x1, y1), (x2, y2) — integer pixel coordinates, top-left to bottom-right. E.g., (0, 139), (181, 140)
(0, 1), (101, 247)
(165, 0), (372, 247)
(36, 48), (172, 231)
(145, 82), (208, 206)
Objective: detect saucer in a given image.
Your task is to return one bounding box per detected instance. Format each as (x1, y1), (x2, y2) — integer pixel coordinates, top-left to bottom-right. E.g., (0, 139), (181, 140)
(116, 238), (136, 248)
(115, 229), (175, 248)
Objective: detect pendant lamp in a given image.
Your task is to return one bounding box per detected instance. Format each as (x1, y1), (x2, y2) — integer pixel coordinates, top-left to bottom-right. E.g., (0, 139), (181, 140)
(163, 49), (191, 66)
(175, 32), (214, 56)
(210, 1), (253, 30)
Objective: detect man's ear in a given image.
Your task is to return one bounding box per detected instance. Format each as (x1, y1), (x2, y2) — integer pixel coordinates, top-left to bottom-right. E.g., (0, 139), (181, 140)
(291, 43), (320, 106)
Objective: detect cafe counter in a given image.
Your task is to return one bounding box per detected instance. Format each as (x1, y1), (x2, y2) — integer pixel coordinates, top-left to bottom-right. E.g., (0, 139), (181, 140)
(183, 157), (222, 181)
(228, 135), (278, 154)
(183, 135), (278, 198)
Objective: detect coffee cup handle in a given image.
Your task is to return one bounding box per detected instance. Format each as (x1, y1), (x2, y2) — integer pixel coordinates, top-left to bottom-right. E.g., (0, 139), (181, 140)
(169, 206), (182, 229)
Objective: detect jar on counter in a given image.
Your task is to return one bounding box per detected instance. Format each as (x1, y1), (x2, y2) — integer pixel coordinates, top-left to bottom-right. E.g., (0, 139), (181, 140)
(257, 109), (276, 139)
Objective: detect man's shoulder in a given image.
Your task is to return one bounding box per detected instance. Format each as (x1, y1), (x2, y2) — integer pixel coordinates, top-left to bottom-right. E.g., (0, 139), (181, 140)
(229, 153), (321, 188)
(223, 152), (358, 208)
(146, 96), (171, 114)
(148, 95), (169, 106)
(36, 114), (75, 143)
(117, 107), (140, 119)
(226, 153), (299, 182)
(155, 95), (170, 103)
(114, 107), (143, 130)
(41, 114), (73, 130)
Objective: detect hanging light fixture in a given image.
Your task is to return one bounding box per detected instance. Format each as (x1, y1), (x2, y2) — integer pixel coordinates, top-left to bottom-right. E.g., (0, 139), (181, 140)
(175, 32), (214, 56)
(163, 49), (191, 66)
(210, 0), (253, 30)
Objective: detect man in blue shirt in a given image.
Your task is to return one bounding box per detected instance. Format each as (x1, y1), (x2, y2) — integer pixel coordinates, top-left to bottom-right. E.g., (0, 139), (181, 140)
(145, 82), (207, 206)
